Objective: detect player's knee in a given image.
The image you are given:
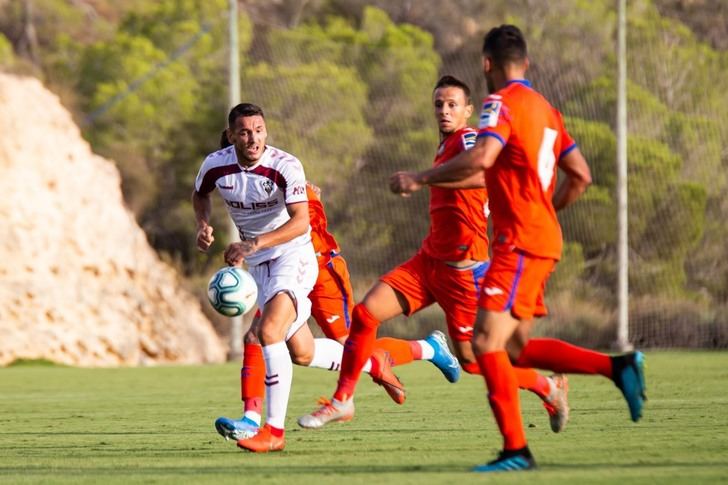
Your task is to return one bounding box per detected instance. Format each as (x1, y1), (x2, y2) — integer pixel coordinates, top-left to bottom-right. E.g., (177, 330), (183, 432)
(290, 350), (313, 366)
(506, 346), (523, 363)
(257, 324), (285, 346)
(352, 303), (380, 330)
(471, 331), (489, 354)
(244, 330), (260, 345)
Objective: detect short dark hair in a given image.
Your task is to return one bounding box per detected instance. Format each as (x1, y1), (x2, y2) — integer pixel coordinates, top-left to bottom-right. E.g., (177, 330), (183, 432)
(433, 75), (472, 103)
(219, 129), (231, 149)
(227, 103), (265, 127)
(482, 25), (527, 67)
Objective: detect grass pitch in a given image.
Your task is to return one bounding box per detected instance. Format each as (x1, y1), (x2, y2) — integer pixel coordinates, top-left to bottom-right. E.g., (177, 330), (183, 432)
(1, 351), (727, 484)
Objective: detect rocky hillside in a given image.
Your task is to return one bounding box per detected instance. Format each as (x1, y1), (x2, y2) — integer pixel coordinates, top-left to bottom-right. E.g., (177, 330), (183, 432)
(0, 73), (225, 366)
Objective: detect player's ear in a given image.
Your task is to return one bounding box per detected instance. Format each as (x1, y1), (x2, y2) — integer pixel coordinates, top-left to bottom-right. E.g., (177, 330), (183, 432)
(464, 103), (474, 119)
(481, 55), (491, 74)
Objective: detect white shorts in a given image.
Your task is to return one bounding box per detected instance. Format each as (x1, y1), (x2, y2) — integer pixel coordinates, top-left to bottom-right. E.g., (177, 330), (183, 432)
(248, 242), (318, 341)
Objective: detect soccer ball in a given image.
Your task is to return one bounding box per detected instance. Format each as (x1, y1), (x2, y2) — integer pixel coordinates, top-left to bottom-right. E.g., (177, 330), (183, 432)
(207, 267), (258, 317)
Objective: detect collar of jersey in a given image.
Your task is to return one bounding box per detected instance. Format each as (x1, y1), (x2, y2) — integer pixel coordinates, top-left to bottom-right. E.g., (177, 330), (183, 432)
(506, 79), (532, 88)
(441, 126), (468, 144)
(236, 145), (270, 171)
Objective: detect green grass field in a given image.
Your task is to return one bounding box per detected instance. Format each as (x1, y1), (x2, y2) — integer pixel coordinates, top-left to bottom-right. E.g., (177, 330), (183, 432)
(1, 351), (727, 484)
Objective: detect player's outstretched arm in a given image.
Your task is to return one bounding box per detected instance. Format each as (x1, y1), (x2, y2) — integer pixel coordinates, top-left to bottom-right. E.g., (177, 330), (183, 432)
(192, 190), (214, 252)
(553, 147), (592, 211)
(390, 136), (500, 195)
(430, 170), (486, 189)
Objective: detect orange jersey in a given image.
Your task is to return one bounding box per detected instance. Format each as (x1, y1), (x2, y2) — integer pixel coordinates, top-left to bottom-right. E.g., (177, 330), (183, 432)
(477, 80), (576, 260)
(421, 127), (489, 261)
(306, 182), (340, 260)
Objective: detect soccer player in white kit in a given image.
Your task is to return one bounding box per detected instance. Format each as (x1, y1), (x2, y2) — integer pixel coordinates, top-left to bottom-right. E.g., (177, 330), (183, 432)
(193, 103), (350, 452)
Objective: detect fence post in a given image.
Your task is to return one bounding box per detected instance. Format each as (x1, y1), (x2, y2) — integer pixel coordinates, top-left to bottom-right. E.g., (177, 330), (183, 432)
(615, 0), (633, 352)
(227, 0), (243, 361)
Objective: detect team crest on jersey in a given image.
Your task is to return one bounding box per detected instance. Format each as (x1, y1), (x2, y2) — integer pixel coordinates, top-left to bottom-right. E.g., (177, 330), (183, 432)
(260, 179), (274, 195)
(479, 100), (502, 129)
(462, 131), (477, 150)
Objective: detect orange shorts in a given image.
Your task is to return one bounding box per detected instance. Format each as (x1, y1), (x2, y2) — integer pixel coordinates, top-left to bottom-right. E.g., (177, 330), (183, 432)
(478, 248), (556, 320)
(308, 252), (353, 341)
(380, 250), (489, 342)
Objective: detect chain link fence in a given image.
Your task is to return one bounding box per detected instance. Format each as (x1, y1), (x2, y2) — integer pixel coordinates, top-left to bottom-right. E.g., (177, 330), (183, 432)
(236, 8), (728, 349)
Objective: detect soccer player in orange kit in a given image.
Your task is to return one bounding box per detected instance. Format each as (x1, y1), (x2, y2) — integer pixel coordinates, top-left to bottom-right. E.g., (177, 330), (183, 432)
(390, 25), (646, 472)
(299, 75), (568, 432)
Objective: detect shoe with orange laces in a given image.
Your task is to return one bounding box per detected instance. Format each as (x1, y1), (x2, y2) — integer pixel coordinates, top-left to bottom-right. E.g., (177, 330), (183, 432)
(236, 424), (285, 452)
(369, 348), (407, 405)
(542, 373), (569, 433)
(297, 397), (355, 429)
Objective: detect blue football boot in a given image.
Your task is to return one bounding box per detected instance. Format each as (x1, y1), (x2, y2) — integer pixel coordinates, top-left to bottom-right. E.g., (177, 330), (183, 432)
(611, 351), (647, 422)
(473, 447), (537, 472)
(424, 330), (461, 383)
(214, 416), (259, 441)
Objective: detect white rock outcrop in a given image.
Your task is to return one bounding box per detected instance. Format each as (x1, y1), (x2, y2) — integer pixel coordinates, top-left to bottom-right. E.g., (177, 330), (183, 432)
(0, 73), (226, 366)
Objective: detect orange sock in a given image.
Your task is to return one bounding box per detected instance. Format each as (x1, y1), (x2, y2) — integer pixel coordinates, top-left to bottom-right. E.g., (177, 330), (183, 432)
(334, 304), (380, 401)
(516, 338), (612, 378)
(242, 343), (265, 415)
(477, 350), (527, 451)
(463, 361), (550, 399)
(375, 337), (415, 366)
(512, 367), (551, 400)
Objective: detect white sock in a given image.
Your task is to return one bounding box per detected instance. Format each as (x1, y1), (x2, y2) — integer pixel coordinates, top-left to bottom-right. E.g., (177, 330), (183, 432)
(308, 338), (373, 374)
(417, 340), (435, 360)
(308, 338), (372, 374)
(262, 341), (293, 430)
(309, 338), (344, 371)
(243, 411), (261, 426)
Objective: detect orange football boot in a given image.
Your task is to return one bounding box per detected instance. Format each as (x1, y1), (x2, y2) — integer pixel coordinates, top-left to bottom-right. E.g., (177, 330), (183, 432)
(236, 424), (285, 453)
(369, 348), (406, 404)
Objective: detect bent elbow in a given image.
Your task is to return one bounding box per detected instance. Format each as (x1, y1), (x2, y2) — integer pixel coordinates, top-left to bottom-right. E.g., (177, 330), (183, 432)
(581, 173), (592, 191)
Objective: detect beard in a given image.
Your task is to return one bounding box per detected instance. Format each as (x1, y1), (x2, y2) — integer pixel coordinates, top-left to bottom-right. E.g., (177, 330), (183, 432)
(486, 76), (495, 94)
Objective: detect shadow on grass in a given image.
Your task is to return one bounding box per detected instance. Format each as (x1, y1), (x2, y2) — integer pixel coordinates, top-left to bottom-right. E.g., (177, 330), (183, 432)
(5, 359), (65, 368)
(0, 464), (467, 476)
(2, 461), (726, 477)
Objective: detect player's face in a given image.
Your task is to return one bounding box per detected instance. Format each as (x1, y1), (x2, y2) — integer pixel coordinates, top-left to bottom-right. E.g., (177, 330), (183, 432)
(228, 115), (267, 165)
(433, 86), (473, 135)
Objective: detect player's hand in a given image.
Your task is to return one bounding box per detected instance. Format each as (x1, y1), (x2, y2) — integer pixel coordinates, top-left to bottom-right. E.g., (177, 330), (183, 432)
(389, 171), (423, 197)
(196, 223), (214, 252)
(224, 238), (259, 266)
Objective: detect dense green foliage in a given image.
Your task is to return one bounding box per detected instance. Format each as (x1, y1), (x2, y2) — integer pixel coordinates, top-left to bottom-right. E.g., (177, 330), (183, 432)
(1, 0), (726, 345)
(1, 352), (727, 482)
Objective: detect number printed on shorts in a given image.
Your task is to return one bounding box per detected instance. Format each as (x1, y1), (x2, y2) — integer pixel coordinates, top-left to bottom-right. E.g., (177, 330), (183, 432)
(537, 128), (558, 191)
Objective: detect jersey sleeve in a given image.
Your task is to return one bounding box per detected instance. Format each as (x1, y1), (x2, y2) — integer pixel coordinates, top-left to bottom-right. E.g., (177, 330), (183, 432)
(460, 129), (478, 151)
(281, 159), (308, 205)
(477, 95), (511, 146)
(557, 113), (577, 159)
(194, 157), (214, 195)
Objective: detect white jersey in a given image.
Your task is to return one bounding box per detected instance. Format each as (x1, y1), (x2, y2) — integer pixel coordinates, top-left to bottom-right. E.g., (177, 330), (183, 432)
(194, 144), (311, 266)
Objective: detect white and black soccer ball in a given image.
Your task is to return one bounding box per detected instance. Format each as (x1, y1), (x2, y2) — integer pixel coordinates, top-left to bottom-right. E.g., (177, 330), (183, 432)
(207, 267), (258, 317)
